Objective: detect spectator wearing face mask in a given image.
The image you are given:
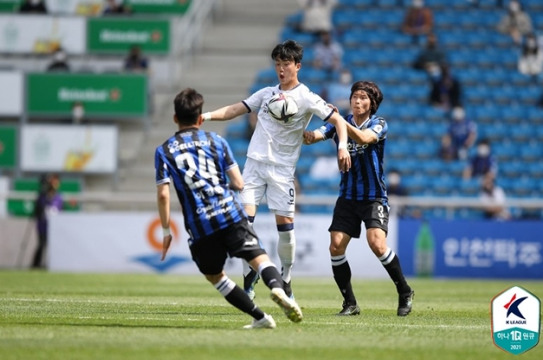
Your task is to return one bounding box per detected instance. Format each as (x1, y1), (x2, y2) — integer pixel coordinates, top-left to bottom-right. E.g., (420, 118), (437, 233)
(441, 106), (477, 160)
(402, 0), (433, 45)
(497, 0), (533, 45)
(71, 102), (86, 124)
(297, 0), (337, 36)
(479, 171), (510, 220)
(463, 139), (497, 179)
(322, 68), (352, 115)
(19, 0), (47, 13)
(313, 31), (344, 77)
(387, 169), (409, 218)
(429, 64), (462, 111)
(518, 32), (543, 77)
(412, 33), (447, 77)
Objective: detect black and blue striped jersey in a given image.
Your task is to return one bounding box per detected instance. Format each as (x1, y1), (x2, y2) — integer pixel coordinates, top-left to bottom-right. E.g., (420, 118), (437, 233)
(318, 114), (388, 201)
(155, 128), (247, 241)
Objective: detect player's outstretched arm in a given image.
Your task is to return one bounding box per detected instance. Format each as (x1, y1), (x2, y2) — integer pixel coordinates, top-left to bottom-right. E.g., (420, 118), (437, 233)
(346, 123), (378, 145)
(157, 183), (173, 261)
(203, 102), (249, 122)
(303, 130), (324, 145)
(328, 112), (351, 173)
(226, 165), (244, 192)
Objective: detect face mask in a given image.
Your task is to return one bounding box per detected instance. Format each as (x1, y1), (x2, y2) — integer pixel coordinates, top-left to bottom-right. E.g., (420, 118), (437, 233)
(509, 2), (520, 12)
(413, 0), (423, 8)
(477, 145), (490, 156)
(452, 107), (465, 121)
(73, 106), (84, 120)
(527, 39), (537, 48)
(340, 73), (352, 84)
(429, 64), (441, 78)
(388, 173), (400, 186)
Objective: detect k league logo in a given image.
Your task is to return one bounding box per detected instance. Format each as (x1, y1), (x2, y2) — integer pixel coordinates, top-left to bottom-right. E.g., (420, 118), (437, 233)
(491, 286), (541, 355)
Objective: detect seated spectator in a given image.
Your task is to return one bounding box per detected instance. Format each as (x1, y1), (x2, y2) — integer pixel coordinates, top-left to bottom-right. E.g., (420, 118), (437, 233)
(322, 68), (352, 115)
(439, 134), (457, 161)
(313, 31), (343, 76)
(387, 169), (409, 218)
(297, 0), (337, 36)
(412, 33), (447, 76)
(103, 0), (131, 15)
(47, 49), (70, 72)
(429, 64), (462, 110)
(441, 106), (477, 160)
(518, 32), (543, 77)
(71, 102), (86, 124)
(401, 0), (433, 44)
(124, 46), (148, 73)
(497, 0), (533, 45)
(463, 139), (497, 179)
(19, 0), (47, 13)
(479, 171), (510, 220)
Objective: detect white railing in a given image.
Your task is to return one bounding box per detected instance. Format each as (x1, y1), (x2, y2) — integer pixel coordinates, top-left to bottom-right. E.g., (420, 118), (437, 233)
(1, 191), (542, 210)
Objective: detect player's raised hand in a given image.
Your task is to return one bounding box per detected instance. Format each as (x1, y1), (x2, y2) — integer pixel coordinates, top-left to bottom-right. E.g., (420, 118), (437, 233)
(303, 131), (315, 145)
(161, 234), (173, 261)
(337, 148), (351, 173)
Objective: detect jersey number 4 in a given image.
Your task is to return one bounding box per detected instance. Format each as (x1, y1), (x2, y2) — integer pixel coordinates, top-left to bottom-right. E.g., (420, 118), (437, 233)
(175, 150), (220, 190)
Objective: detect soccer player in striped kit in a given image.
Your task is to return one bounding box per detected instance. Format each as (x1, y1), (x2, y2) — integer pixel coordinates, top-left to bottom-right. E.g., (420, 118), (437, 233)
(201, 40), (351, 300)
(155, 88), (302, 329)
(303, 81), (414, 316)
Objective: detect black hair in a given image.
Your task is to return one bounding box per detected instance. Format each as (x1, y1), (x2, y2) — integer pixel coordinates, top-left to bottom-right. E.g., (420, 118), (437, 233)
(173, 88), (204, 125)
(271, 40), (304, 64)
(350, 81), (384, 115)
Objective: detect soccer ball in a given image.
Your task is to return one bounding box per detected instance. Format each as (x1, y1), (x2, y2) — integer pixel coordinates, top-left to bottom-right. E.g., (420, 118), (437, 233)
(267, 93), (298, 123)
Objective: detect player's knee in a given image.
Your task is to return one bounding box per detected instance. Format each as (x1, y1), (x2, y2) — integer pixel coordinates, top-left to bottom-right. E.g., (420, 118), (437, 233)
(204, 272), (224, 285)
(329, 242), (347, 256)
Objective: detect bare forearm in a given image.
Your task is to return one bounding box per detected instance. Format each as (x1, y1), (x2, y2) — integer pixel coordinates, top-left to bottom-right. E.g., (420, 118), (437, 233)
(346, 123), (377, 145)
(207, 103), (247, 121)
(157, 193), (170, 229)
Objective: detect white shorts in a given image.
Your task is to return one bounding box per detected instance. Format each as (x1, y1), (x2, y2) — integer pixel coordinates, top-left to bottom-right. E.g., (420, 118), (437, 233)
(239, 158), (296, 216)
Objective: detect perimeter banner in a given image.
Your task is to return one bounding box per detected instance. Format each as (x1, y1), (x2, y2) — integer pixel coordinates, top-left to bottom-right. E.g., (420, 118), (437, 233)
(398, 219), (543, 279)
(49, 212), (398, 277)
(0, 15), (85, 54)
(26, 73), (148, 117)
(87, 18), (170, 54)
(20, 125), (118, 173)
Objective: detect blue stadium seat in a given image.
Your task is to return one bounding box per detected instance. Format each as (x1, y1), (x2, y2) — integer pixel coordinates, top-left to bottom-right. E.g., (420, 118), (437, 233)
(458, 177), (480, 197)
(225, 119), (249, 141)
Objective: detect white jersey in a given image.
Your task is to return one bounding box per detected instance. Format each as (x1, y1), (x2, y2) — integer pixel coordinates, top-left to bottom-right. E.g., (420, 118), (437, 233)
(242, 83), (334, 166)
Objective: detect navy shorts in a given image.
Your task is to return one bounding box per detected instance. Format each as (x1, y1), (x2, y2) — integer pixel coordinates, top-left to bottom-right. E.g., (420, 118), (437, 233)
(328, 197), (389, 238)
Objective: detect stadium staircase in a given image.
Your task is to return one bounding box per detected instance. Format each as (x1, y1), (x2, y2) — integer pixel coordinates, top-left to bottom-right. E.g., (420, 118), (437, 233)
(223, 0), (543, 219)
(97, 0), (299, 210)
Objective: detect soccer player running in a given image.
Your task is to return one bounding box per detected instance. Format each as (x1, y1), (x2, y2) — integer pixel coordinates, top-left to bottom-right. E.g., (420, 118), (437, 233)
(201, 40), (351, 300)
(303, 81), (415, 316)
(156, 88), (303, 329)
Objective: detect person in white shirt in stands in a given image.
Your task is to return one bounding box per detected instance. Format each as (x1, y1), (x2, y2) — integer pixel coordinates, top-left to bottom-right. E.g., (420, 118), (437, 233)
(202, 39), (351, 300)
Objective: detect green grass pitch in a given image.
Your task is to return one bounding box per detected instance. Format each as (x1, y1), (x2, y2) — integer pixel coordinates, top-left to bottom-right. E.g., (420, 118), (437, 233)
(0, 271), (542, 360)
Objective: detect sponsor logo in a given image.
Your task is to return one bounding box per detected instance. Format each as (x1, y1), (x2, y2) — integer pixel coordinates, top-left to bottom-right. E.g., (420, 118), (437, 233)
(99, 29), (162, 44)
(132, 217), (190, 272)
(58, 87), (121, 103)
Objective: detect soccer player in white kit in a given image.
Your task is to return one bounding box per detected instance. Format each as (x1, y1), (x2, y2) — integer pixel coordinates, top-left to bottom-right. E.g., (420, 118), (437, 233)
(202, 40), (351, 299)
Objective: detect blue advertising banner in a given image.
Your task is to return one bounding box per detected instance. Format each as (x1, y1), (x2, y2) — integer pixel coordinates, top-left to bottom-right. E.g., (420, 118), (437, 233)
(398, 220), (543, 279)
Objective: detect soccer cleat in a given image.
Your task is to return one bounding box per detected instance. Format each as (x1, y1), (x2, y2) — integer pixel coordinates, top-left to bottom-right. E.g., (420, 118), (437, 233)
(337, 301), (361, 316)
(283, 280), (295, 300)
(243, 314), (276, 329)
(397, 290), (415, 316)
(270, 287), (303, 323)
(243, 268), (260, 301)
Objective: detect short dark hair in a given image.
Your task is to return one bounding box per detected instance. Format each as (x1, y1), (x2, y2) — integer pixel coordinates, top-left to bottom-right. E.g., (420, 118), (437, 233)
(271, 40), (304, 64)
(350, 81), (383, 115)
(173, 88), (204, 125)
